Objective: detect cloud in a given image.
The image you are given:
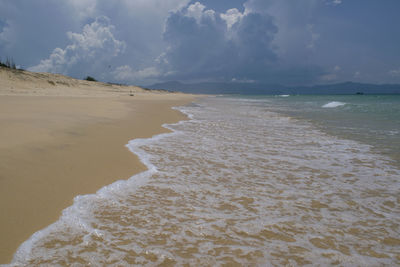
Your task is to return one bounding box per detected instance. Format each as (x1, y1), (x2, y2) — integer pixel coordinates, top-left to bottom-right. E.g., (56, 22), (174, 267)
(66, 16), (125, 57)
(241, 0), (326, 86)
(1, 0), (190, 81)
(113, 65), (160, 81)
(327, 0), (342, 6)
(2, 0), (330, 85)
(0, 0), (83, 67)
(186, 2), (207, 22)
(29, 16), (125, 77)
(157, 3), (234, 80)
(320, 73), (337, 82)
(113, 0), (325, 85)
(68, 0), (97, 19)
(317, 65), (341, 82)
(231, 77), (255, 83)
(306, 24), (320, 49)
(0, 20), (14, 49)
(334, 65), (341, 72)
(220, 8), (244, 29)
(28, 48), (68, 74)
(132, 0), (325, 85)
(149, 2), (281, 83)
(3, 0), (398, 86)
(389, 68), (400, 77)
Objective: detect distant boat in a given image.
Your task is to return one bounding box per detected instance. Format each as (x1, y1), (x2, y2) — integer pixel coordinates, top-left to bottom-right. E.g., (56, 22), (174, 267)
(356, 92), (364, 95)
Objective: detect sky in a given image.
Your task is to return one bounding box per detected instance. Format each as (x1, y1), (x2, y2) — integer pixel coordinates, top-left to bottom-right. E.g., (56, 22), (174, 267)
(1, 0), (400, 86)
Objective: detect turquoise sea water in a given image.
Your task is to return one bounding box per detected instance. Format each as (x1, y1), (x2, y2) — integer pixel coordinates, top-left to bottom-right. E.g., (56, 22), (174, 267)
(237, 94), (400, 165)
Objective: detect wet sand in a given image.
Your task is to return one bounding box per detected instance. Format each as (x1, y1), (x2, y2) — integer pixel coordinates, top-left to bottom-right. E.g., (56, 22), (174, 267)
(0, 68), (194, 263)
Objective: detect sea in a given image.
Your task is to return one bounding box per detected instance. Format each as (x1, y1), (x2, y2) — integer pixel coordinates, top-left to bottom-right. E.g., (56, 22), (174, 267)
(6, 95), (400, 266)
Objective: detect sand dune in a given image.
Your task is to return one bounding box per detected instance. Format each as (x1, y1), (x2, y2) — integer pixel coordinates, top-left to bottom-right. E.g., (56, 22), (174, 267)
(0, 67), (161, 97)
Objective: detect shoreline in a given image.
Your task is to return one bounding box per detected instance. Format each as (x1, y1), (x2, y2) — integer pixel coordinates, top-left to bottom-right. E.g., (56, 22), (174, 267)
(0, 93), (195, 263)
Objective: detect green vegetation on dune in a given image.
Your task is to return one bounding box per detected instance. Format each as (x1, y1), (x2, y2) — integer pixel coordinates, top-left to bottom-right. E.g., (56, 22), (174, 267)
(85, 76), (97, 82)
(0, 57), (17, 69)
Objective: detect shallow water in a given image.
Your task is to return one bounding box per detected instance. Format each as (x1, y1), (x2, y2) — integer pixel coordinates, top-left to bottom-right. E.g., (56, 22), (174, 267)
(258, 94), (400, 165)
(8, 96), (400, 266)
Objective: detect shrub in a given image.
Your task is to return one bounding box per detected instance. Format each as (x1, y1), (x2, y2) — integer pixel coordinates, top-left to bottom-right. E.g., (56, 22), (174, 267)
(0, 56), (17, 69)
(85, 76), (97, 82)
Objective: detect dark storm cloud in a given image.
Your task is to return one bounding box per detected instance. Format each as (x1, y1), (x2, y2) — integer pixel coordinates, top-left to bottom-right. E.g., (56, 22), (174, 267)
(1, 0), (400, 85)
(155, 2), (324, 84)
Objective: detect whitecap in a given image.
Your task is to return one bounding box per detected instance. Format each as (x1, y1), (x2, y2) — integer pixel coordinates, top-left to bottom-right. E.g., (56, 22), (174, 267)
(322, 101), (346, 108)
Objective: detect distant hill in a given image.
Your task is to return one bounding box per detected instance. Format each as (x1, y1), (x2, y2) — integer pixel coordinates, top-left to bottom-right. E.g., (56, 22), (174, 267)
(148, 81), (400, 95)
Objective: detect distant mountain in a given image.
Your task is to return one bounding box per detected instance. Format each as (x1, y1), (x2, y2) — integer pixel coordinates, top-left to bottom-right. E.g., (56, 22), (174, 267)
(294, 82), (400, 95)
(148, 81), (288, 94)
(148, 81), (400, 95)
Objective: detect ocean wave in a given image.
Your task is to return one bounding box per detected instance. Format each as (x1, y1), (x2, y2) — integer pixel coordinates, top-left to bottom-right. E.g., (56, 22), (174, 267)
(322, 101), (346, 108)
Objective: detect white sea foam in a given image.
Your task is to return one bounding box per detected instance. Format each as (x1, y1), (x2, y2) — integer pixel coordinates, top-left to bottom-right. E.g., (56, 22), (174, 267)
(322, 101), (346, 108)
(278, 94), (290, 97)
(7, 97), (400, 266)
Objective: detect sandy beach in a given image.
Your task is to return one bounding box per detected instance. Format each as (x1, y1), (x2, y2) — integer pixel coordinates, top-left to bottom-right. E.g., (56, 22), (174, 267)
(0, 67), (194, 263)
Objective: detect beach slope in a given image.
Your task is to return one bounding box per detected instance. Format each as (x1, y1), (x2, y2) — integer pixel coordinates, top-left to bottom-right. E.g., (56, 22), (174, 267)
(0, 67), (194, 263)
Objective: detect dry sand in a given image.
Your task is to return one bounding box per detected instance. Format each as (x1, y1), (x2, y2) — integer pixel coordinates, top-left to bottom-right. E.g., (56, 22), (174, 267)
(0, 67), (195, 263)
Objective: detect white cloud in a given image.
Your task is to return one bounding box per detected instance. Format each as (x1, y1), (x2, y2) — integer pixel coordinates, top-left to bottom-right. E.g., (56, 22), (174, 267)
(0, 0), (189, 80)
(113, 65), (160, 81)
(332, 0), (342, 5)
(320, 73), (337, 81)
(146, 1), (323, 85)
(0, 20), (16, 49)
(1, 0), (398, 86)
(69, 0), (97, 20)
(306, 24), (320, 49)
(186, 2), (206, 22)
(28, 48), (68, 73)
(243, 0), (273, 15)
(220, 8), (244, 29)
(184, 2), (217, 23)
(157, 2), (320, 84)
(231, 77), (256, 83)
(324, 0), (343, 6)
(0, 0), (355, 86)
(67, 16), (125, 57)
(389, 68), (400, 77)
(243, 0), (321, 68)
(29, 16), (125, 74)
(319, 66), (341, 82)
